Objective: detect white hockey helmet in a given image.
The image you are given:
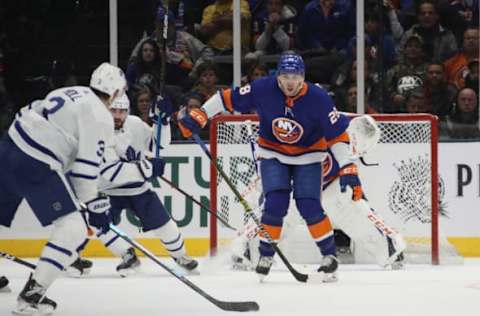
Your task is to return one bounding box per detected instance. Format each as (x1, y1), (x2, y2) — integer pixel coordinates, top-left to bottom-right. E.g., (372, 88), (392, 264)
(347, 115), (381, 157)
(90, 62), (127, 98)
(110, 94), (130, 111)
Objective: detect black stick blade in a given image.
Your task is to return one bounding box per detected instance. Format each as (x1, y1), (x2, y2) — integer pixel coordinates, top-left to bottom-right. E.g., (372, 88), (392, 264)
(214, 300), (260, 312)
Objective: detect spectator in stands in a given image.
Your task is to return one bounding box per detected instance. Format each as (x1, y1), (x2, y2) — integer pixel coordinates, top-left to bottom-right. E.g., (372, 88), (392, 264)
(247, 0), (296, 60)
(131, 7), (215, 89)
(297, 0), (354, 83)
(126, 39), (164, 93)
(386, 33), (428, 112)
(133, 87), (153, 125)
(242, 62), (269, 84)
(438, 0), (477, 44)
(344, 83), (378, 114)
(198, 0), (251, 54)
(297, 0), (353, 54)
(405, 87), (429, 113)
(333, 59), (381, 113)
(190, 61), (224, 100)
(397, 1), (457, 62)
(464, 59), (479, 95)
(384, 0), (406, 41)
(423, 62), (458, 120)
(443, 27), (479, 90)
(364, 11), (396, 69)
(446, 87), (480, 139)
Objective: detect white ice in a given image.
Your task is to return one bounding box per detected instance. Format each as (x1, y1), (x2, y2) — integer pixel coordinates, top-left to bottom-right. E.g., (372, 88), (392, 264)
(1, 256), (479, 316)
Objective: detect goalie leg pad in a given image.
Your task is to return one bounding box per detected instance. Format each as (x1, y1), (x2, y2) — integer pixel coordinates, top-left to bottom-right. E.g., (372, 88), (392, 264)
(322, 180), (401, 266)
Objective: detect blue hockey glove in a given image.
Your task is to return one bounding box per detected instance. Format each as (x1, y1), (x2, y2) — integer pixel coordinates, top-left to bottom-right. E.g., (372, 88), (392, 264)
(338, 163), (363, 201)
(136, 157), (166, 180)
(150, 157), (166, 177)
(177, 107), (208, 138)
(87, 210), (112, 234)
(151, 95), (174, 125)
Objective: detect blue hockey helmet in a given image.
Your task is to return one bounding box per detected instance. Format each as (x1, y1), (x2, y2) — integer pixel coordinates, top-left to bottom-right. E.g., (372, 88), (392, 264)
(276, 53), (305, 76)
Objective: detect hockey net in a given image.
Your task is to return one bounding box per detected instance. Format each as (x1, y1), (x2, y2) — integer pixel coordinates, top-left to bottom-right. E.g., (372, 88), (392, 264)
(209, 114), (461, 265)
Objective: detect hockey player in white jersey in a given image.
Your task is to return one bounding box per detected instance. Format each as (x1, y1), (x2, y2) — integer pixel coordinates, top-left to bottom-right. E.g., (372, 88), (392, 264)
(0, 62), (126, 314)
(79, 94), (198, 277)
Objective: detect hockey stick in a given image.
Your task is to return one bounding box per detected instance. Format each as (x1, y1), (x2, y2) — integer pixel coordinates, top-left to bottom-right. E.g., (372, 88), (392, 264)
(192, 134), (309, 283)
(108, 224), (260, 312)
(159, 175), (237, 231)
(0, 251), (36, 270)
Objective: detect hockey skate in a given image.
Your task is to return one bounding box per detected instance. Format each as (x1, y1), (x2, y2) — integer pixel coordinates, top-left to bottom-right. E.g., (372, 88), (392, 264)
(317, 255), (339, 283)
(117, 248), (141, 277)
(255, 256), (273, 282)
(173, 254), (199, 271)
(232, 247), (254, 271)
(13, 274), (57, 315)
(66, 257), (93, 278)
(0, 275), (10, 293)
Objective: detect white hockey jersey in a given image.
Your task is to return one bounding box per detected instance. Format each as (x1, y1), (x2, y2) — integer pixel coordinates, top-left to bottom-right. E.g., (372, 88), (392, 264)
(8, 86), (115, 203)
(99, 115), (169, 196)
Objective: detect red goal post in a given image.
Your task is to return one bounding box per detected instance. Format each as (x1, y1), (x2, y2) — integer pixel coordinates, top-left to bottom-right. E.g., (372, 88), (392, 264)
(209, 114), (440, 265)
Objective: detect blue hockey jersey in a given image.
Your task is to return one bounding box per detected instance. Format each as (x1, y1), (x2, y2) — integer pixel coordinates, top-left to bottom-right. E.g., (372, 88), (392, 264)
(220, 76), (350, 165)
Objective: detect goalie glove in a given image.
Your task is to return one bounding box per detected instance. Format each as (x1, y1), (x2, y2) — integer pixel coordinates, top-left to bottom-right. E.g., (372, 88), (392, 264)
(176, 107), (208, 138)
(338, 163), (362, 201)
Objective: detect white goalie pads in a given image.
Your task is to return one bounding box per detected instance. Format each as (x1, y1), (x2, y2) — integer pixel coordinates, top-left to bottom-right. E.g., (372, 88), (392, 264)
(322, 178), (406, 267)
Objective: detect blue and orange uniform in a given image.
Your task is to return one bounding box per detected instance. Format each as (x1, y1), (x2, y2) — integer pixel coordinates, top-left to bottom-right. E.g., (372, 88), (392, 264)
(216, 76), (351, 259)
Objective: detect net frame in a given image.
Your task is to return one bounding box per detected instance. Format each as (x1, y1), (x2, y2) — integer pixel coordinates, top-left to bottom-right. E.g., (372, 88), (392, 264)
(209, 114), (439, 265)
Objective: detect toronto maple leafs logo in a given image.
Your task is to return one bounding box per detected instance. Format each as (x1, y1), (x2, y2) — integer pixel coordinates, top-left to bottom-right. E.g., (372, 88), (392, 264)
(388, 155), (446, 223)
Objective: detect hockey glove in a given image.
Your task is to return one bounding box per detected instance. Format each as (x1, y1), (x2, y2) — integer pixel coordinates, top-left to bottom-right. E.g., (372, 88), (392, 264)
(338, 163), (363, 201)
(87, 210), (112, 234)
(137, 157), (166, 180)
(85, 195), (111, 214)
(177, 107), (208, 138)
(150, 95), (174, 125)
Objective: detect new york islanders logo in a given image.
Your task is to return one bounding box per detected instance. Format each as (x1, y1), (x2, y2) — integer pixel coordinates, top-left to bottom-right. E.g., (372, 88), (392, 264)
(272, 117), (304, 144)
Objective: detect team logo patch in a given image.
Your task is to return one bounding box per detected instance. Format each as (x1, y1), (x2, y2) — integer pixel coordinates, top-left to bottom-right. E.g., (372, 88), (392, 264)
(322, 153), (333, 177)
(271, 117), (304, 144)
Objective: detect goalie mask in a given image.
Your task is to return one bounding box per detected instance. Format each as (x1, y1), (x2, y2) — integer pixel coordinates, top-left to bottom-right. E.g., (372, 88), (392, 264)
(347, 115), (381, 157)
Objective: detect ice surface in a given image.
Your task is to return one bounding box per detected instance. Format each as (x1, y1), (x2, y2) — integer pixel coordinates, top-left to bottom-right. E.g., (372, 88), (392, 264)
(1, 256), (479, 316)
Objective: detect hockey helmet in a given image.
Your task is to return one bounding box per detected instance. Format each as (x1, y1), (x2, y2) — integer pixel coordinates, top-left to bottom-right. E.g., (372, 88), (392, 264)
(276, 53), (305, 76)
(90, 62), (127, 98)
(110, 94), (130, 111)
(347, 115), (381, 157)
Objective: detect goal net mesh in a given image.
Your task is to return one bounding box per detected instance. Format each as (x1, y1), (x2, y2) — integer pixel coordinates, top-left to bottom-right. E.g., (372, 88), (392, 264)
(210, 114), (461, 265)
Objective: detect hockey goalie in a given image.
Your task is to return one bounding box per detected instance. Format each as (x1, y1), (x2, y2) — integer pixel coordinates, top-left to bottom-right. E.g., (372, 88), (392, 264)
(232, 115), (406, 270)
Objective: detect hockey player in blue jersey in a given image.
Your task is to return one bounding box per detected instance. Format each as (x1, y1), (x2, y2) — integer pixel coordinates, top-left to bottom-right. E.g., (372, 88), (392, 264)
(0, 62), (126, 314)
(178, 53), (362, 282)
